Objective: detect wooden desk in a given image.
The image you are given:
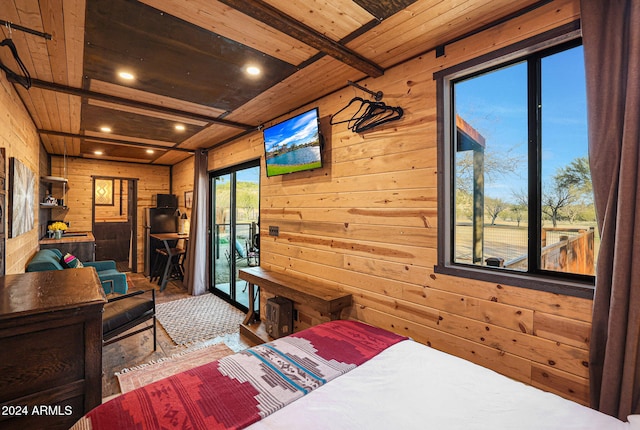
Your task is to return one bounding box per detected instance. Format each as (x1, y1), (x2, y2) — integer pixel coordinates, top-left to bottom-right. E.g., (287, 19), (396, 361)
(239, 267), (352, 344)
(0, 268), (106, 430)
(150, 233), (189, 290)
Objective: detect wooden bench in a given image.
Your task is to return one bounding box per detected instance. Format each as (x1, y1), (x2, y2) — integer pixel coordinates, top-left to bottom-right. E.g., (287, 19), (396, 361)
(239, 267), (352, 344)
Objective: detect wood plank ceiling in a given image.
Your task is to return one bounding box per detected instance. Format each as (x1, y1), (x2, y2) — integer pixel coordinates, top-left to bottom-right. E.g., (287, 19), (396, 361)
(0, 0), (542, 165)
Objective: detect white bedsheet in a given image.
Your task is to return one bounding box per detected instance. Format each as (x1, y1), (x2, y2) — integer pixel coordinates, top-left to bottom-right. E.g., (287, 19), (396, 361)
(249, 339), (633, 429)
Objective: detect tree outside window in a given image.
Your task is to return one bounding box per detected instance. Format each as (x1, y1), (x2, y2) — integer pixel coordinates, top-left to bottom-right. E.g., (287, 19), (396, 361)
(447, 42), (595, 284)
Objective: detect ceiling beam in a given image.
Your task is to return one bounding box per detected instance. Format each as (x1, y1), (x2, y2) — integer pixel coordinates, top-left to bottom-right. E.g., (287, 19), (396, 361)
(16, 77), (255, 130)
(38, 129), (195, 153)
(218, 0), (384, 78)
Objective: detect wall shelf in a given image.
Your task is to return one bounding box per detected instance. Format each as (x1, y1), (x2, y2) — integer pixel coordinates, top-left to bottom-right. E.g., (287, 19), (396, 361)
(41, 175), (68, 183)
(41, 176), (69, 209)
(39, 203), (68, 209)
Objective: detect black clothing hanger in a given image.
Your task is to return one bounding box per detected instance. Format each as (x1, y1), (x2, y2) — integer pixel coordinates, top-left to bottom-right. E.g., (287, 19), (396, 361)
(352, 101), (404, 133)
(331, 81), (404, 133)
(0, 38), (32, 89)
(330, 97), (368, 126)
(354, 108), (403, 132)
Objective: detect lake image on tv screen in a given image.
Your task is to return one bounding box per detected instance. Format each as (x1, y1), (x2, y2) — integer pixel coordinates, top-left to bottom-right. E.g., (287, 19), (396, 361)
(264, 110), (322, 176)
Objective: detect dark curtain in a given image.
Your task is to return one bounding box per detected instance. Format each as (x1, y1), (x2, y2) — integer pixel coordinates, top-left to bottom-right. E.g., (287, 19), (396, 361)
(184, 150), (209, 296)
(582, 0), (640, 420)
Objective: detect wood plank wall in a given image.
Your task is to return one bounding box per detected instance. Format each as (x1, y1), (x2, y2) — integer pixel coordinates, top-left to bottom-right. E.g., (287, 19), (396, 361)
(172, 156), (195, 221)
(0, 71), (47, 274)
(50, 156), (170, 272)
(206, 0), (591, 404)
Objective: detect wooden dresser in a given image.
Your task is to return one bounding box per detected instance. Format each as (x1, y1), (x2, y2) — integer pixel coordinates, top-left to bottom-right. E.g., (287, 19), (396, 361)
(0, 268), (106, 430)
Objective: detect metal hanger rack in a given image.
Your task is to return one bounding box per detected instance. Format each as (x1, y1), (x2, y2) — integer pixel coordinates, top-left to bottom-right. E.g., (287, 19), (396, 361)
(347, 80), (383, 101)
(0, 20), (52, 40)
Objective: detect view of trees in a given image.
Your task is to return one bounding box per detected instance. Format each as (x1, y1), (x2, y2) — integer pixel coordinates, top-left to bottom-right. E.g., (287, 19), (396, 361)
(456, 155), (595, 227)
(214, 180), (260, 231)
(452, 44), (592, 275)
(455, 146), (523, 195)
(485, 197), (509, 226)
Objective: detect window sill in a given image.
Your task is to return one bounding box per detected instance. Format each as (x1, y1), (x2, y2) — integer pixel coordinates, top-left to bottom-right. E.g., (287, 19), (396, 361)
(434, 263), (595, 299)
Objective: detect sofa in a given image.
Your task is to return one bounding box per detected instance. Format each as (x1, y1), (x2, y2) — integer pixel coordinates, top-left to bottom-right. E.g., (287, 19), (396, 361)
(26, 248), (128, 294)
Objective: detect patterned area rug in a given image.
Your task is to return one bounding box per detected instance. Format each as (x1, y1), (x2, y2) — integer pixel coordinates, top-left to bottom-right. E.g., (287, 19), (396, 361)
(156, 293), (245, 345)
(116, 343), (234, 393)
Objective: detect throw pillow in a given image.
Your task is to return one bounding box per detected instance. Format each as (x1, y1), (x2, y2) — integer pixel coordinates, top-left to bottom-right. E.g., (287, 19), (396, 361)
(61, 253), (84, 268)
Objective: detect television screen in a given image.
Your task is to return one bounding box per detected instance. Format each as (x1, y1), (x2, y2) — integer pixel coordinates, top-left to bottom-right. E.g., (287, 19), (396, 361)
(263, 108), (323, 177)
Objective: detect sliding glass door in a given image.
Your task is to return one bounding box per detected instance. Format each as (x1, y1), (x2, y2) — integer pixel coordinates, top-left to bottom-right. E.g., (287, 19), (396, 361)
(210, 161), (260, 311)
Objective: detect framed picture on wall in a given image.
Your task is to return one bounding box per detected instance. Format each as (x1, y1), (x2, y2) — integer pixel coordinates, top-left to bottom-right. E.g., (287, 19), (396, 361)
(0, 148), (5, 235)
(8, 157), (35, 238)
(0, 190), (5, 236)
(0, 240), (4, 275)
(0, 147), (6, 192)
(184, 190), (193, 209)
(0, 147), (6, 178)
(0, 148), (5, 276)
(95, 178), (114, 206)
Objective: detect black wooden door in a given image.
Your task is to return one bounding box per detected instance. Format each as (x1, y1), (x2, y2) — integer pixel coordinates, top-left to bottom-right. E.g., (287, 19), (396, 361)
(94, 221), (131, 261)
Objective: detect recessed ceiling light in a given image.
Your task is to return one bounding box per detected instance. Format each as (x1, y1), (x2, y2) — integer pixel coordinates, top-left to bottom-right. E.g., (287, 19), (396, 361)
(175, 124), (186, 131)
(146, 149), (154, 154)
(246, 66), (261, 76)
(118, 71), (135, 80)
(94, 150), (103, 155)
(100, 126), (112, 133)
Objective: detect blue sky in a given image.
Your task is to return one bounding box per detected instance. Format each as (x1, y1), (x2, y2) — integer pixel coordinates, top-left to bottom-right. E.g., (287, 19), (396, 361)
(236, 166), (260, 183)
(455, 45), (587, 201)
(263, 109), (319, 153)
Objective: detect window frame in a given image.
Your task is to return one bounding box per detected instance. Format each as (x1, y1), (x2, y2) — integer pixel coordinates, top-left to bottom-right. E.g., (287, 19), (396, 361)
(434, 22), (594, 299)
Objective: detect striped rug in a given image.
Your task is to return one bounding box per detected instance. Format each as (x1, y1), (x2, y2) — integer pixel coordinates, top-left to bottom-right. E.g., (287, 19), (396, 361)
(116, 342), (234, 393)
(156, 293), (245, 345)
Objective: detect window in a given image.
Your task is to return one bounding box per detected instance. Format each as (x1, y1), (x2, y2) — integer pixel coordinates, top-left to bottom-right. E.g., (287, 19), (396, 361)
(436, 36), (595, 298)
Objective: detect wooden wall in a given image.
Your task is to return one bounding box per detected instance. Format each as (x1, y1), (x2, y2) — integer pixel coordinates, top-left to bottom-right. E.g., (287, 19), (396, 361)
(172, 156), (195, 221)
(207, 0), (591, 405)
(50, 156), (170, 272)
(0, 70), (47, 274)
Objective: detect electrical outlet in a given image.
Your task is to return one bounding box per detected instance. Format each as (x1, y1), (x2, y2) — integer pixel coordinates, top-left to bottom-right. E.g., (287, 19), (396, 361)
(268, 226), (279, 236)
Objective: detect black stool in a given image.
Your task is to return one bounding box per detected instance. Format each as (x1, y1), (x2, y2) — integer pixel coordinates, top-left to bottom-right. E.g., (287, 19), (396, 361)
(151, 246), (186, 287)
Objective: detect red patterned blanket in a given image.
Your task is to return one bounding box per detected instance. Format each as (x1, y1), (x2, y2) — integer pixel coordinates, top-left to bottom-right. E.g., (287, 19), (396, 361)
(72, 320), (407, 430)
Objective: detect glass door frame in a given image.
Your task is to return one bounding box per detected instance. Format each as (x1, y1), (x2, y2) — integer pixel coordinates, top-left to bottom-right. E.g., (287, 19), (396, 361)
(209, 159), (260, 312)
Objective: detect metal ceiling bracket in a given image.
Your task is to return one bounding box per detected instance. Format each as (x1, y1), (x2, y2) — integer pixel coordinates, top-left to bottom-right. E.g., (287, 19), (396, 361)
(0, 19), (52, 40)
(347, 80), (383, 101)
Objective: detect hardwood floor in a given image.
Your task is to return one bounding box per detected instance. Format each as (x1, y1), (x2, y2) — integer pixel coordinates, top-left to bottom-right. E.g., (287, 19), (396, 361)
(102, 273), (252, 399)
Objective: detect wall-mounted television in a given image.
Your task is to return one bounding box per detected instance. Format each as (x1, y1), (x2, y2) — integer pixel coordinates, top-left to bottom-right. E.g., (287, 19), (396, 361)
(263, 108), (323, 177)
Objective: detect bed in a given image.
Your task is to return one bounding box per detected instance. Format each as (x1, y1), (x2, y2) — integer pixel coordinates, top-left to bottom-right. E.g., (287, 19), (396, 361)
(72, 320), (636, 429)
